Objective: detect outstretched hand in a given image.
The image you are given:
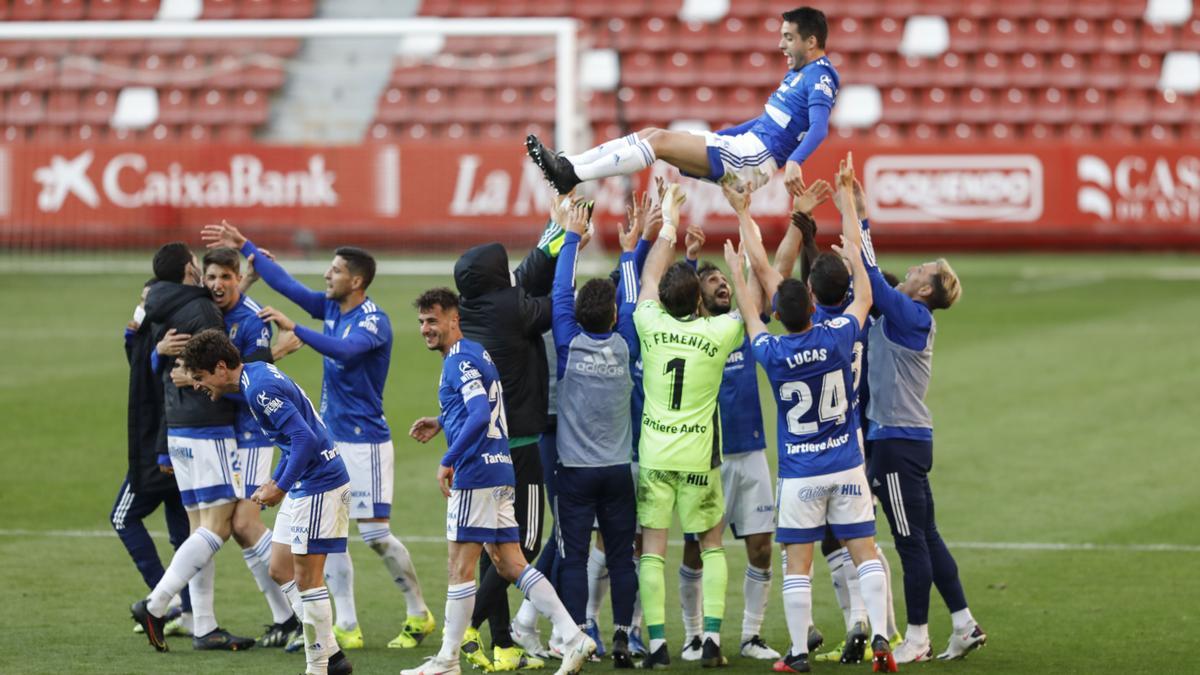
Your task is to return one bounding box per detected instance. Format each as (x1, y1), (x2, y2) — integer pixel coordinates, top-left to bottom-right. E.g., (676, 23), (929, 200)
(685, 226), (706, 261)
(409, 416), (441, 443)
(200, 219), (247, 250)
(836, 151), (856, 192)
(721, 177), (751, 215)
(830, 234), (861, 267)
(722, 238), (744, 275)
(794, 179), (833, 215)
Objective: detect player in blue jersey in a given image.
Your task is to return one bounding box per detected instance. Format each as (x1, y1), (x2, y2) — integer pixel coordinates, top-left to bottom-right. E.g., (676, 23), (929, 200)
(174, 328), (353, 675)
(201, 246), (305, 648)
(674, 180), (832, 663)
(202, 222), (432, 652)
(528, 7), (836, 198)
(721, 158), (897, 673)
(849, 183), (983, 666)
(404, 289), (595, 675)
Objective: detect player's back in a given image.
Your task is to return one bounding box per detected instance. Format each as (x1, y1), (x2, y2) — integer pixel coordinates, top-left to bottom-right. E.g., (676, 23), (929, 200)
(320, 297), (392, 443)
(241, 361), (347, 496)
(633, 300), (744, 473)
(438, 338), (513, 489)
(751, 316), (862, 479)
(225, 295), (274, 447)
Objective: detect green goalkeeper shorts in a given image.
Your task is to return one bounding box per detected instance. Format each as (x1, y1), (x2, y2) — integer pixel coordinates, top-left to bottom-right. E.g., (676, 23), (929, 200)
(636, 466), (724, 533)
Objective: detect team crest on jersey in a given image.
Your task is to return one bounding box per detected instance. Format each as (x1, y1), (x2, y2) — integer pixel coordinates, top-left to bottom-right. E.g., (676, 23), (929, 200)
(229, 323), (239, 340)
(825, 317), (851, 329)
(342, 325), (352, 338)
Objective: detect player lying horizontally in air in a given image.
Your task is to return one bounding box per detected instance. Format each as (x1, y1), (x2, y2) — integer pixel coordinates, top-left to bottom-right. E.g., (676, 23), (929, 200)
(528, 6), (836, 197)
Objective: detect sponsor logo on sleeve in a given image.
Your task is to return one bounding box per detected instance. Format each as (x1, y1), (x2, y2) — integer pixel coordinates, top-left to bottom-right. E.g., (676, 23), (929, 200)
(256, 391), (285, 416)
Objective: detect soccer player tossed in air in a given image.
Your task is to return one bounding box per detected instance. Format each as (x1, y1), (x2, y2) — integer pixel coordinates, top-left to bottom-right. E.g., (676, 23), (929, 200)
(528, 6), (837, 197)
(203, 222), (433, 652)
(720, 155), (896, 673)
(631, 184), (747, 668)
(405, 289), (596, 675)
(176, 329), (353, 675)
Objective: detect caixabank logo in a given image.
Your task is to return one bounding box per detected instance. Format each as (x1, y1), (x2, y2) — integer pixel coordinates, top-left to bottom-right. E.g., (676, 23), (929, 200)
(864, 154), (1044, 223)
(1077, 154), (1200, 223)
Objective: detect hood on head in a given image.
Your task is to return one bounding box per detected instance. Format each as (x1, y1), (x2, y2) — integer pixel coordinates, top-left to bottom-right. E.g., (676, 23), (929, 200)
(143, 281), (212, 324)
(454, 243), (511, 300)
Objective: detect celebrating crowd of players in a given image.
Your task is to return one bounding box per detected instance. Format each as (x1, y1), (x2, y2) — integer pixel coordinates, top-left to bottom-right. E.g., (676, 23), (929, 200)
(117, 6), (986, 675)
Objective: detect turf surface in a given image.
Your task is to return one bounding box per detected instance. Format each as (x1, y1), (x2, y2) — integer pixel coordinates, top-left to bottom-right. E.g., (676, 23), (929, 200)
(1, 253), (1197, 674)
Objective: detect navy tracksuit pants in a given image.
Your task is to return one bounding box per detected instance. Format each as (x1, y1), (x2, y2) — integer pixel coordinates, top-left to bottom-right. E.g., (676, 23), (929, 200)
(555, 463), (637, 629)
(867, 438), (968, 626)
(110, 475), (192, 612)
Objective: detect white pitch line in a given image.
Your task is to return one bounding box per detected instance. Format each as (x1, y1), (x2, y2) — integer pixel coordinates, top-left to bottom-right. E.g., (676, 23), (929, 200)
(2, 529), (1198, 552)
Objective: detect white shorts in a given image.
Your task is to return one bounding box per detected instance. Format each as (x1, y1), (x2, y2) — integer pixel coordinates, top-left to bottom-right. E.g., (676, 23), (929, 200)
(272, 483), (351, 555)
(338, 440), (394, 519)
(232, 445), (274, 500)
(168, 431), (239, 512)
(720, 450), (776, 538)
(446, 485), (519, 543)
(687, 130), (778, 191)
(776, 465), (876, 544)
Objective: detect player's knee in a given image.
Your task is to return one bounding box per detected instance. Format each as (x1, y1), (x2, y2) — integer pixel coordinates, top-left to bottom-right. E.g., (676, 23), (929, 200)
(269, 558), (291, 585)
(681, 540), (702, 568)
(747, 541), (773, 569)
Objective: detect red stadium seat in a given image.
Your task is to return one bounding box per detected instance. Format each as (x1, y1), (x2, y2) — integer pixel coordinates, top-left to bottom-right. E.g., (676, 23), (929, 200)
(1183, 122), (1200, 142)
(997, 87), (1033, 123)
(128, 54), (170, 88)
(1126, 53), (1161, 89)
(700, 53), (738, 87)
(916, 87), (957, 124)
(231, 89), (269, 125)
(830, 0), (882, 19)
(1087, 52), (1126, 89)
(11, 0), (47, 21)
(583, 90), (617, 123)
(961, 87), (996, 124)
(157, 88), (192, 124)
(1100, 19), (1137, 54)
(880, 87), (917, 124)
(1178, 19), (1200, 51)
(171, 54), (207, 89)
(1074, 0), (1114, 20)
(949, 18), (983, 53)
(989, 0), (1036, 18)
(1046, 53), (1086, 89)
(276, 0), (315, 18)
(201, 0), (236, 19)
(1035, 0), (1072, 18)
(894, 55), (935, 89)
(57, 55), (96, 89)
(933, 52), (969, 88)
(144, 37), (185, 57)
(718, 86), (759, 122)
(449, 88), (488, 123)
(983, 18), (1022, 53)
(634, 17), (676, 52)
(1073, 88), (1110, 124)
(908, 122), (941, 141)
(490, 87), (530, 124)
(86, 0), (122, 20)
(1138, 22), (1177, 54)
(79, 89), (116, 125)
(182, 123), (213, 142)
(848, 52), (895, 87)
(915, 0), (962, 16)
(0, 39), (31, 60)
(828, 17), (869, 53)
(1100, 123), (1136, 143)
(94, 55), (135, 89)
(680, 86), (719, 121)
(660, 52), (702, 87)
(209, 54), (245, 89)
(1027, 18), (1062, 53)
(960, 0), (993, 19)
(1065, 122), (1097, 142)
(734, 52), (779, 87)
(1111, 89), (1150, 125)
(868, 17), (904, 52)
(1151, 91), (1192, 124)
(1112, 0), (1148, 19)
(1143, 123), (1179, 143)
(376, 87), (414, 124)
(988, 121), (1017, 141)
(677, 22), (716, 52)
(727, 0), (769, 18)
(48, 0), (85, 20)
(949, 123), (983, 141)
(1062, 19), (1100, 53)
(22, 56), (58, 90)
(972, 52), (1010, 88)
(30, 123), (66, 141)
(621, 52), (660, 87)
(44, 89), (78, 125)
(124, 0), (161, 21)
(217, 123), (255, 142)
(713, 17), (754, 53)
(1033, 87), (1071, 124)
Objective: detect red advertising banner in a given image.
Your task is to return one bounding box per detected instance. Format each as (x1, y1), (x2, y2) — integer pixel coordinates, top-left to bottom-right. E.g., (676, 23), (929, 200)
(1, 141), (1197, 250)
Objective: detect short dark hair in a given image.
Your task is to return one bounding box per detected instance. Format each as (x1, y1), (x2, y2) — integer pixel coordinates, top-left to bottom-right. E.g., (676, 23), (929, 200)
(696, 261), (722, 281)
(775, 277), (813, 332)
(152, 242), (193, 283)
(782, 7), (828, 49)
(659, 262), (701, 318)
(414, 287), (458, 312)
(808, 252), (850, 306)
(576, 278), (617, 333)
(179, 328), (241, 373)
(202, 247), (241, 274)
(335, 246), (377, 290)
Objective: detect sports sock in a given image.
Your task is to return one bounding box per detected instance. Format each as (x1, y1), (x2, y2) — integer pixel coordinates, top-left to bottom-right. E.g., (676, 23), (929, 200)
(189, 557), (217, 637)
(244, 531), (293, 623)
(147, 527), (222, 617)
(572, 138), (657, 182)
(639, 554), (666, 649)
(782, 574), (812, 656)
(323, 550), (358, 631)
(678, 564), (703, 638)
(514, 598), (539, 631)
(516, 566), (581, 643)
(360, 522), (428, 616)
(841, 550), (868, 629)
(301, 586), (334, 675)
(742, 564), (771, 640)
(950, 608), (976, 634)
(905, 623), (929, 645)
(586, 547), (610, 622)
(699, 548), (727, 644)
(439, 582), (476, 661)
(280, 579), (303, 622)
(825, 548), (852, 628)
(876, 544), (898, 637)
(566, 133), (640, 165)
(857, 560), (888, 640)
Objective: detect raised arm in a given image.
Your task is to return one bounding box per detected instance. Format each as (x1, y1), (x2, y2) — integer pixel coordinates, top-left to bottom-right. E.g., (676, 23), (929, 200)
(201, 221), (326, 319)
(721, 180), (783, 301)
(638, 183), (686, 304)
(723, 240), (767, 339)
(615, 225), (642, 362)
(785, 180), (831, 283)
(551, 202), (590, 378)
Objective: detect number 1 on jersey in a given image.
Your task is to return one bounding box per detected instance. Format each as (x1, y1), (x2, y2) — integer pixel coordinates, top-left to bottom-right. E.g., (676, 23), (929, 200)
(665, 358), (686, 411)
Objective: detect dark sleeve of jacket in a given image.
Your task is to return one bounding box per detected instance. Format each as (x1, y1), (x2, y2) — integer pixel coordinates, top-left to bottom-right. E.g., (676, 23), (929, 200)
(127, 323), (174, 494)
(512, 249), (554, 336)
(159, 296), (237, 429)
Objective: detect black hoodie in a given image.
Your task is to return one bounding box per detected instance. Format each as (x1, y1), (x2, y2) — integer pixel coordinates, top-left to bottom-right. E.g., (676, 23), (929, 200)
(142, 281), (236, 429)
(126, 294), (174, 494)
(454, 244), (555, 440)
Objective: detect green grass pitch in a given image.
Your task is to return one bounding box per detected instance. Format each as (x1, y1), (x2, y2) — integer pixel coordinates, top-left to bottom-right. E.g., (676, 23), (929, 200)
(1, 253), (1198, 674)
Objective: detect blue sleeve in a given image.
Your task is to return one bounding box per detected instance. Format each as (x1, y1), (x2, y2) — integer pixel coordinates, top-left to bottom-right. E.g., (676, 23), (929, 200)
(551, 232), (583, 380)
(275, 412), (319, 490)
(240, 240), (326, 319)
(616, 251), (640, 362)
(750, 332), (775, 365)
(859, 220), (931, 351)
(441, 387), (490, 468)
(150, 350), (163, 375)
(294, 324), (380, 362)
(633, 237), (652, 275)
(715, 117), (757, 137)
(787, 103), (829, 165)
(685, 257), (698, 270)
(271, 454), (286, 483)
